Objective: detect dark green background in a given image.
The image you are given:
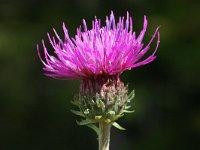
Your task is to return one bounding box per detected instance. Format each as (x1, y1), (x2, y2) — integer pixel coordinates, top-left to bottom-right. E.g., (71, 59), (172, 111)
(0, 0), (199, 149)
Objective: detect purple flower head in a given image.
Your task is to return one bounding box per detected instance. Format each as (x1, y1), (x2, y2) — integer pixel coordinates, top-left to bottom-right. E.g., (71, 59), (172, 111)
(37, 11), (160, 80)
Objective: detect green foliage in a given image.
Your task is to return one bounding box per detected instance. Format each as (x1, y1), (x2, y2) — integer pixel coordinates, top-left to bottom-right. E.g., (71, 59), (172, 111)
(71, 88), (135, 133)
(112, 122), (126, 130)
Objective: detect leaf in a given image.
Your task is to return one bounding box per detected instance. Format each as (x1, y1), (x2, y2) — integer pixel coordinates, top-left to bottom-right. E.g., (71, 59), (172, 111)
(76, 119), (96, 126)
(71, 110), (85, 117)
(115, 114), (124, 118)
(107, 110), (116, 120)
(125, 106), (131, 109)
(86, 124), (99, 136)
(83, 109), (90, 115)
(127, 90), (135, 102)
(97, 99), (105, 109)
(99, 100), (105, 109)
(112, 122), (126, 130)
(88, 98), (95, 105)
(71, 100), (81, 107)
(71, 100), (77, 105)
(122, 110), (135, 113)
(95, 115), (102, 120)
(108, 110), (115, 115)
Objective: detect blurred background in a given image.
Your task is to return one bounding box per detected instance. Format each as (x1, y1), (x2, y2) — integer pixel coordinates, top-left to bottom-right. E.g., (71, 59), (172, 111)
(0, 0), (200, 149)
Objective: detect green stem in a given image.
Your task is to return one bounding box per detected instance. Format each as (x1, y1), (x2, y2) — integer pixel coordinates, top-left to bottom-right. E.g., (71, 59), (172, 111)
(98, 122), (111, 150)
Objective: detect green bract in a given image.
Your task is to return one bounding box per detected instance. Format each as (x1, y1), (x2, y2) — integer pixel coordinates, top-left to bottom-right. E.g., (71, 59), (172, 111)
(71, 83), (135, 134)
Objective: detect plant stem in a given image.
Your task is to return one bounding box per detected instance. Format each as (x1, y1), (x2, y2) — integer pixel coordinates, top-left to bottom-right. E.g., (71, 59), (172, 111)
(98, 122), (111, 150)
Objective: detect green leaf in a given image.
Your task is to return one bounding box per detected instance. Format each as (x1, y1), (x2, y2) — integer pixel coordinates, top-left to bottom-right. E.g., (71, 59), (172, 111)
(83, 109), (90, 115)
(71, 100), (77, 105)
(89, 99), (95, 105)
(99, 100), (105, 109)
(71, 100), (82, 107)
(127, 90), (135, 102)
(97, 99), (105, 109)
(115, 114), (124, 118)
(76, 119), (96, 126)
(122, 110), (135, 113)
(107, 110), (116, 120)
(86, 124), (99, 136)
(71, 110), (85, 117)
(112, 122), (126, 130)
(107, 110), (115, 116)
(125, 106), (131, 109)
(95, 115), (102, 120)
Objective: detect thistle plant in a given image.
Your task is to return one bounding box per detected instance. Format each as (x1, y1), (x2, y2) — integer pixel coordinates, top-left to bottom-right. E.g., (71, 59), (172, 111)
(36, 11), (160, 150)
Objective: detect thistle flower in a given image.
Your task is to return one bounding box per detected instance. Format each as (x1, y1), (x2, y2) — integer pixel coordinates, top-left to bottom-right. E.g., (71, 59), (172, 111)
(37, 11), (160, 150)
(37, 11), (160, 80)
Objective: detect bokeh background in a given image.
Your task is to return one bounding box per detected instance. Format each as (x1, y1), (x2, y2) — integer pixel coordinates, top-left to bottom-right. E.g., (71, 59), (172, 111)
(0, 0), (200, 149)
